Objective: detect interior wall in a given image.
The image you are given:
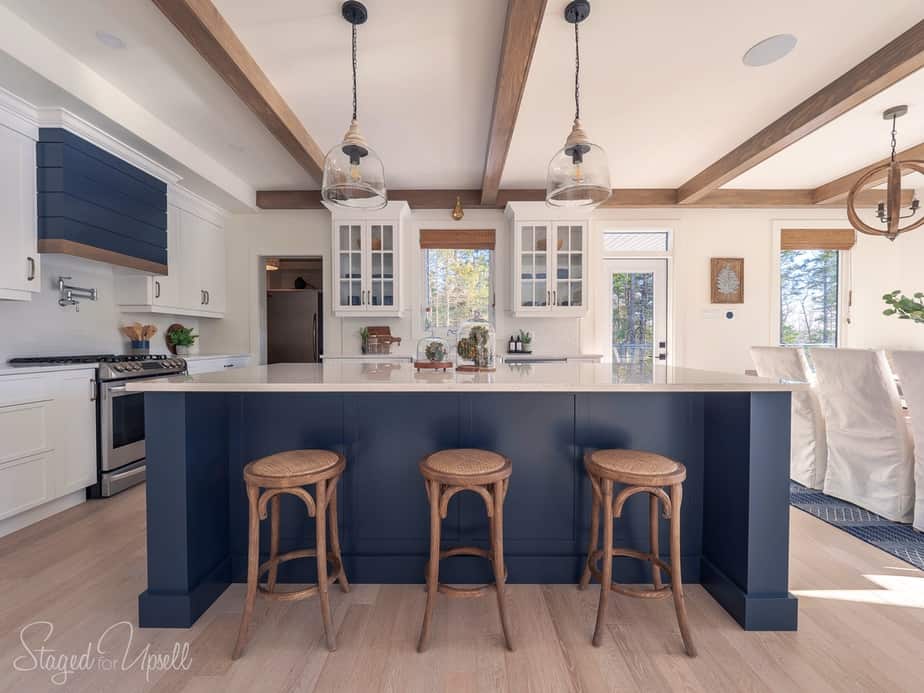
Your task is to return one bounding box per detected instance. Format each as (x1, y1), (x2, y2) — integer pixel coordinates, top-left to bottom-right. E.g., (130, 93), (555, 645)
(200, 206), (924, 373)
(0, 254), (201, 362)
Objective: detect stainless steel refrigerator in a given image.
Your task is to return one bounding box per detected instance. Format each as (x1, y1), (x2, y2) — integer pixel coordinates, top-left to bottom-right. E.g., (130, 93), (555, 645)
(266, 290), (321, 363)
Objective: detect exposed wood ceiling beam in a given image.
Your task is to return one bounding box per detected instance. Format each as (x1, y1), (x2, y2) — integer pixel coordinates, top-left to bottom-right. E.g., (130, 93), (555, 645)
(153, 0), (326, 180)
(480, 0), (548, 207)
(676, 20), (924, 204)
(256, 188), (901, 210)
(812, 141), (924, 203)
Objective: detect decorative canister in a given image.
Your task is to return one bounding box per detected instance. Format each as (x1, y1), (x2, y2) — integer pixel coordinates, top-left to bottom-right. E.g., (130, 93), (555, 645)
(455, 313), (496, 372)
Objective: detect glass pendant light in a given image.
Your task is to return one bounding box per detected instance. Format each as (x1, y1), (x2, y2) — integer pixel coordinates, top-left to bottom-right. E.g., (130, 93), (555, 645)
(546, 1), (611, 207)
(321, 1), (387, 209)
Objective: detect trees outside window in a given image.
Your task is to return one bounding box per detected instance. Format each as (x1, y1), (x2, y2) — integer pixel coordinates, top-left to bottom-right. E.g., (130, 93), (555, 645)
(424, 249), (492, 332)
(611, 271), (654, 364)
(780, 249), (839, 347)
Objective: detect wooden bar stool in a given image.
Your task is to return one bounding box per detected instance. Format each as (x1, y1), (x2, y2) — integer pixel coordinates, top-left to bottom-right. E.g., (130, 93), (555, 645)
(417, 449), (514, 652)
(579, 449), (696, 657)
(232, 450), (349, 659)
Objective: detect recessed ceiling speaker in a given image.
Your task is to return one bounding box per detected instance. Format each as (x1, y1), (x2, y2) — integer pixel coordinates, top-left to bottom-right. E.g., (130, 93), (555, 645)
(742, 34), (797, 67)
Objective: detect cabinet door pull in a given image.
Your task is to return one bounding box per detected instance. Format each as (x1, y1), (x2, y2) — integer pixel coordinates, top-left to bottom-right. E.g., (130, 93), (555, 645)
(205, 290), (210, 305)
(90, 379), (96, 402)
(26, 256), (35, 281)
(154, 280), (161, 299)
(552, 289), (557, 305)
(200, 290), (205, 305)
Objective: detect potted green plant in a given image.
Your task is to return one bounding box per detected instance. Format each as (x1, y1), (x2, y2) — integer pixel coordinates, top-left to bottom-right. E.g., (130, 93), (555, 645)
(882, 290), (924, 324)
(167, 326), (199, 355)
(518, 329), (533, 353)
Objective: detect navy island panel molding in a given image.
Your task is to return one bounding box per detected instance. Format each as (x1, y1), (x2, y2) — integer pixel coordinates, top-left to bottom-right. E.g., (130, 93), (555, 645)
(140, 390), (797, 632)
(37, 128), (169, 275)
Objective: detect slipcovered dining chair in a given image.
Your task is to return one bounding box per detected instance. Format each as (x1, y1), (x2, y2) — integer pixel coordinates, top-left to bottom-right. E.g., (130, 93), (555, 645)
(750, 346), (827, 489)
(887, 351), (923, 532)
(810, 348), (914, 523)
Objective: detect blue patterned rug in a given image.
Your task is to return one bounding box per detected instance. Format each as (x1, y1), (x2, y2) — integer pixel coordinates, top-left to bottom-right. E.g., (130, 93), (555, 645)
(790, 482), (924, 571)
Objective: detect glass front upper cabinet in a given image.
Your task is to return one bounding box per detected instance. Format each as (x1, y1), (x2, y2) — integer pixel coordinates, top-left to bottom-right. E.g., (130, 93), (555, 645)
(511, 216), (588, 317)
(329, 203), (407, 317)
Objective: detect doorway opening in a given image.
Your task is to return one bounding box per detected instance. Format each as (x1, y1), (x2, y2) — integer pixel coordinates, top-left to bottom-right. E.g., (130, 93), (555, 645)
(264, 257), (323, 364)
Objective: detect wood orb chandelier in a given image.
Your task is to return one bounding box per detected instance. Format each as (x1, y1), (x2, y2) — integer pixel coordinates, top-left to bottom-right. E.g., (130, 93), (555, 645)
(847, 105), (923, 241)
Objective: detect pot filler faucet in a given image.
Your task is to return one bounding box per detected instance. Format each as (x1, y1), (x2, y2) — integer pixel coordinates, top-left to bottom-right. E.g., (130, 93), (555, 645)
(58, 276), (97, 311)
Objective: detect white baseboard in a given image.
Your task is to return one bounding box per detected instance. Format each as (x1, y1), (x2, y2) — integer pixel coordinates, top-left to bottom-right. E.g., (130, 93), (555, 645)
(0, 490), (86, 539)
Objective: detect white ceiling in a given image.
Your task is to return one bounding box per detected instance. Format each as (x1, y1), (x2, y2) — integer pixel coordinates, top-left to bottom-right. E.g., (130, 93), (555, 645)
(1, 0), (312, 190)
(0, 0), (922, 201)
(213, 0), (506, 190)
(503, 0), (924, 189)
(727, 69), (924, 189)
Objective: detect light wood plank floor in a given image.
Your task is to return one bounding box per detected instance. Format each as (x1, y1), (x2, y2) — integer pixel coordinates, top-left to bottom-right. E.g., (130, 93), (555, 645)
(1, 485), (922, 692)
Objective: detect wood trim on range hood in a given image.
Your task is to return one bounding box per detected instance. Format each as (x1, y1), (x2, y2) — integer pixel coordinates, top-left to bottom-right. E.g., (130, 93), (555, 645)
(38, 239), (168, 275)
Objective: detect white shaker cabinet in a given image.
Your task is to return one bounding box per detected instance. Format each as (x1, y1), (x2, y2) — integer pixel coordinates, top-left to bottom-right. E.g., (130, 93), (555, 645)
(116, 189), (227, 318)
(0, 116), (40, 301)
(327, 201), (410, 317)
(506, 203), (589, 318)
(48, 369), (97, 497)
(0, 368), (95, 532)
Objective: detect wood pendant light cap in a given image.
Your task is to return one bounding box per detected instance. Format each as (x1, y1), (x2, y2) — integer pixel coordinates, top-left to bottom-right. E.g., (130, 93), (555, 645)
(564, 118), (591, 149)
(342, 118), (369, 149)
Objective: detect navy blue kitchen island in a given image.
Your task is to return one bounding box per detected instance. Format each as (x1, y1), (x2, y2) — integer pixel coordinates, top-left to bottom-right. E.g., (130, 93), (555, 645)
(131, 362), (799, 632)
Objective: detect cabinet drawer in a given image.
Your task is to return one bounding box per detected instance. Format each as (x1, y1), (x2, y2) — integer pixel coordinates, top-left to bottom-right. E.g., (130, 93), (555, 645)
(0, 452), (51, 521)
(0, 374), (50, 408)
(0, 402), (50, 463)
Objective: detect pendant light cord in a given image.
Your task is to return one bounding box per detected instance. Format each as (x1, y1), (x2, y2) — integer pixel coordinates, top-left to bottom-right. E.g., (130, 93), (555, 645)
(351, 22), (358, 121)
(574, 21), (581, 121)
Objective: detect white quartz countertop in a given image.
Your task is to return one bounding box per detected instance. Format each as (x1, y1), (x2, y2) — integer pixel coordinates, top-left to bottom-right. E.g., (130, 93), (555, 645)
(0, 363), (99, 376)
(125, 362), (806, 393)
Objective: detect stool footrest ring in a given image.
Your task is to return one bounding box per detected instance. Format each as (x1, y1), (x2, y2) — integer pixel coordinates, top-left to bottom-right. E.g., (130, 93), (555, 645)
(585, 547), (673, 597)
(257, 549), (344, 602)
(424, 544), (508, 598)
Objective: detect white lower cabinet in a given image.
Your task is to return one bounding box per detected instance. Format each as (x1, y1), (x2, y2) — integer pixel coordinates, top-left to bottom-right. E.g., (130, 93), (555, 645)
(0, 369), (96, 526)
(49, 370), (97, 496)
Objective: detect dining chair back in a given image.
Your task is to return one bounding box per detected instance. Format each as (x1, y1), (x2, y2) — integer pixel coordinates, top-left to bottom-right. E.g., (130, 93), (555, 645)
(750, 346), (827, 489)
(887, 350), (924, 531)
(810, 348), (913, 523)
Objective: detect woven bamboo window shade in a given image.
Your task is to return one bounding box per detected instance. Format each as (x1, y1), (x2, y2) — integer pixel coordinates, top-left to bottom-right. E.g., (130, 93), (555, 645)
(780, 228), (856, 251)
(419, 229), (495, 250)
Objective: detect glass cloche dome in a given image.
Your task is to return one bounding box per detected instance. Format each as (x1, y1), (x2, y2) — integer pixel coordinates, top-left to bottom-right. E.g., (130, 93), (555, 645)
(455, 313), (496, 372)
(416, 335), (451, 369)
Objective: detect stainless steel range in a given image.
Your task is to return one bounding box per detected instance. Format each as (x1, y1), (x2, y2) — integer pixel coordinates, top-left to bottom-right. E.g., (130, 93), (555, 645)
(8, 354), (186, 496)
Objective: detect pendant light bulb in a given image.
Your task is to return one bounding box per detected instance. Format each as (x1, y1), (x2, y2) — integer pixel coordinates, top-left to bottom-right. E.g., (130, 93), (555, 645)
(321, 2), (387, 210)
(546, 2), (611, 207)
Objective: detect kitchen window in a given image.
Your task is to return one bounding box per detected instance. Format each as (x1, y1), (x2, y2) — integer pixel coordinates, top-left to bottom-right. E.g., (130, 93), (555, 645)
(420, 230), (495, 333)
(778, 228), (854, 348)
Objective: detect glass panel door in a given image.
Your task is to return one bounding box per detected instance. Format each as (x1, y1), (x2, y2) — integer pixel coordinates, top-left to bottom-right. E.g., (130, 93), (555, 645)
(600, 259), (668, 374)
(554, 224), (583, 307)
(338, 223), (363, 307)
(369, 224), (394, 307)
(519, 224), (549, 308)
